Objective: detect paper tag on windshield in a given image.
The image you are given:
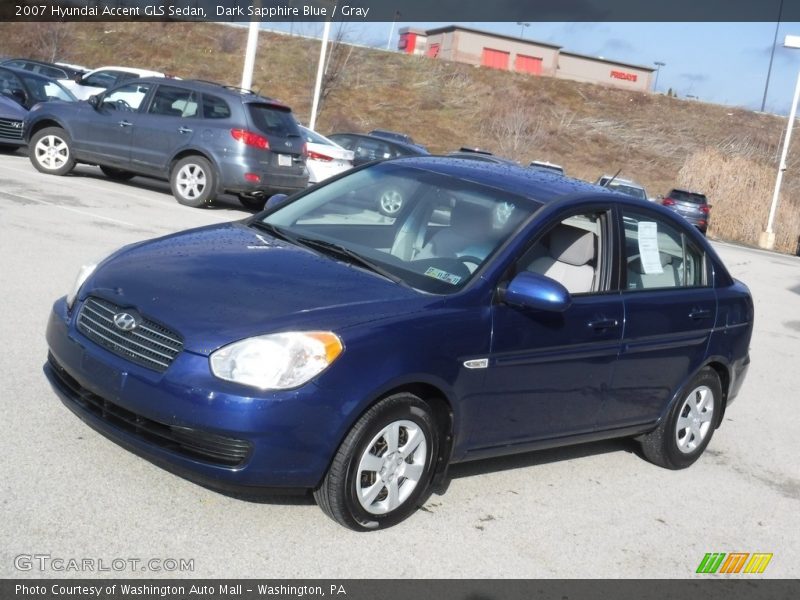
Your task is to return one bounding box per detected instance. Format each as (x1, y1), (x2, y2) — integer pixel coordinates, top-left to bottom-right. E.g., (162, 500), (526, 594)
(637, 222), (663, 275)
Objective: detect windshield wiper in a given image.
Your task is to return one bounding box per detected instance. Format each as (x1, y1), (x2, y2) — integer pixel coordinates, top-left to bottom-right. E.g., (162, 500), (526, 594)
(296, 236), (406, 286)
(250, 221), (297, 244)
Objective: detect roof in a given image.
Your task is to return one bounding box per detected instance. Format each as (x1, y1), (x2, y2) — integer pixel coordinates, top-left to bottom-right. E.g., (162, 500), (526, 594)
(424, 25), (562, 50)
(391, 156), (611, 203)
(558, 51), (655, 72)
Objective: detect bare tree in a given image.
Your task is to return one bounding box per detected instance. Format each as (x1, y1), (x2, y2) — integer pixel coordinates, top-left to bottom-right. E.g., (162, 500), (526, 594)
(31, 23), (72, 63)
(482, 91), (544, 158)
(311, 23), (356, 125)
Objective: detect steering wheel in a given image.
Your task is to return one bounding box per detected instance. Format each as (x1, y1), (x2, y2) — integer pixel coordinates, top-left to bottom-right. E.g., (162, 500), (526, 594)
(114, 99), (132, 111)
(456, 255), (483, 272)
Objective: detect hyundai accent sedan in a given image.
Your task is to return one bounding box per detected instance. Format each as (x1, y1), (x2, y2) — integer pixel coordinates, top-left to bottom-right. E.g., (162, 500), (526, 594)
(44, 158), (753, 530)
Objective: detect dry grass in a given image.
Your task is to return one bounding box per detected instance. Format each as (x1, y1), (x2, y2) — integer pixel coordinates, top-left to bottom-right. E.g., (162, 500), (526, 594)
(2, 21), (800, 254)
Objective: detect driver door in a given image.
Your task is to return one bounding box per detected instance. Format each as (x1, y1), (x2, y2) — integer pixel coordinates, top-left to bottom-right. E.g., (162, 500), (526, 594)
(74, 82), (153, 167)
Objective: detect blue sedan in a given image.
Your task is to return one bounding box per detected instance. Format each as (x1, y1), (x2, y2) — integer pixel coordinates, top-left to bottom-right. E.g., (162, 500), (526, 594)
(44, 158), (753, 530)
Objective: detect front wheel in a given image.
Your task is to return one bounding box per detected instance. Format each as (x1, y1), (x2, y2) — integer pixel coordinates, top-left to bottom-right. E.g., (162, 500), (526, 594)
(314, 393), (439, 531)
(29, 127), (75, 176)
(639, 367), (722, 469)
(170, 156), (217, 207)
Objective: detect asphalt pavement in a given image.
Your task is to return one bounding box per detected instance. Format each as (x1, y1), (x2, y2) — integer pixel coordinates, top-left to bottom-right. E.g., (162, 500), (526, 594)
(0, 150), (797, 578)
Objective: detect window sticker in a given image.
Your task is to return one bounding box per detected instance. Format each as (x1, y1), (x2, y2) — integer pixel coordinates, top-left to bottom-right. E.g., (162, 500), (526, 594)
(424, 267), (462, 285)
(637, 221), (664, 275)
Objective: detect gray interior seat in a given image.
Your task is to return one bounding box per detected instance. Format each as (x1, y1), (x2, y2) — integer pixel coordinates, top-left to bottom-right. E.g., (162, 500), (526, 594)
(627, 253), (681, 289)
(526, 225), (597, 294)
(418, 201), (495, 260)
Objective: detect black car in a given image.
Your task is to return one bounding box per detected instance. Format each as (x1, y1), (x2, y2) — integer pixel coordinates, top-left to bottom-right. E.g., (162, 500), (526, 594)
(447, 148), (518, 165)
(0, 66), (75, 149)
(23, 78), (309, 208)
(1, 58), (85, 81)
(661, 189), (711, 234)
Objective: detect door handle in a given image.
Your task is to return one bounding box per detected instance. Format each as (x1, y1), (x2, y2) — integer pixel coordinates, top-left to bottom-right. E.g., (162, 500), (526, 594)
(587, 318), (619, 331)
(118, 120), (132, 128)
(178, 126), (193, 134)
(689, 308), (712, 320)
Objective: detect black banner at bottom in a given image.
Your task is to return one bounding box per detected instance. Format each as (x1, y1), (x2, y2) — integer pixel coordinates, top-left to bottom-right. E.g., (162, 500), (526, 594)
(3, 580), (799, 600)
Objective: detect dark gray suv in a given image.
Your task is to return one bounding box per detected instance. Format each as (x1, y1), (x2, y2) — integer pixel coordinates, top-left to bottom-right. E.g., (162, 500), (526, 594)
(23, 78), (308, 208)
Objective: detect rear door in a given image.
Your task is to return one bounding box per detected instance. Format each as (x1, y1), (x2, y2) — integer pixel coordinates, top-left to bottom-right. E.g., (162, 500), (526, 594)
(603, 207), (716, 428)
(129, 83), (199, 175)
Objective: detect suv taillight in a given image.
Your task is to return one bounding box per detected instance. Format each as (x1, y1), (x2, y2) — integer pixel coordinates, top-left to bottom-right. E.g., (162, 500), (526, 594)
(661, 197), (676, 206)
(700, 205), (710, 214)
(231, 129), (269, 150)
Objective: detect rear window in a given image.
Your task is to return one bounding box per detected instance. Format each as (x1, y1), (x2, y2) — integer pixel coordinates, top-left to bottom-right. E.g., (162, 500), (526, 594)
(202, 94), (231, 119)
(247, 104), (300, 137)
(669, 190), (707, 204)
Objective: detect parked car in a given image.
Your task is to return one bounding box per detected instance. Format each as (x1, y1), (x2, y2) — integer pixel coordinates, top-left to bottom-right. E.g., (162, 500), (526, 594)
(369, 129), (416, 145)
(59, 66), (167, 100)
(24, 78), (308, 207)
(1, 58), (85, 80)
(44, 157), (752, 530)
(661, 188), (711, 234)
(298, 125), (354, 185)
(447, 148), (517, 165)
(596, 175), (648, 201)
(529, 160), (565, 175)
(0, 66), (76, 149)
(328, 132), (430, 215)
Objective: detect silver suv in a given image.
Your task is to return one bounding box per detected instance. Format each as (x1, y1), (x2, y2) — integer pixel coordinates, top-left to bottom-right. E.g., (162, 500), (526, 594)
(23, 78), (308, 208)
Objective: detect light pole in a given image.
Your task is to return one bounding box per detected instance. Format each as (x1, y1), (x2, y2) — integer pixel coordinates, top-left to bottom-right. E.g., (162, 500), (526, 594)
(653, 61), (665, 93)
(517, 22), (530, 39)
(386, 11), (400, 51)
(760, 34), (800, 250)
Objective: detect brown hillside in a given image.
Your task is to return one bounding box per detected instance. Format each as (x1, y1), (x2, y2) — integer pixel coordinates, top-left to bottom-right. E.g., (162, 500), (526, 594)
(3, 21), (800, 253)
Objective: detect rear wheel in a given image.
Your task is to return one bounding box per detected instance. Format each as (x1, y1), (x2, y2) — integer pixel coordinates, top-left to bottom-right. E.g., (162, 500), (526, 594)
(170, 156), (217, 207)
(29, 127), (75, 176)
(640, 367), (722, 469)
(314, 393), (438, 531)
(100, 165), (135, 181)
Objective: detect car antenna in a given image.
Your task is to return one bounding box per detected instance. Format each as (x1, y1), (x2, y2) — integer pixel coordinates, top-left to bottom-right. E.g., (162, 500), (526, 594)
(603, 168), (622, 187)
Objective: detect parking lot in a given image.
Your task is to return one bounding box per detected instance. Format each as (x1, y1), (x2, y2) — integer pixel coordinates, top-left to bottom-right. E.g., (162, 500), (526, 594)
(0, 149), (798, 579)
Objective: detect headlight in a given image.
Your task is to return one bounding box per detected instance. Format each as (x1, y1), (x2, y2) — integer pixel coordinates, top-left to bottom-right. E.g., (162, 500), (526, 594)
(66, 263), (97, 309)
(209, 331), (343, 390)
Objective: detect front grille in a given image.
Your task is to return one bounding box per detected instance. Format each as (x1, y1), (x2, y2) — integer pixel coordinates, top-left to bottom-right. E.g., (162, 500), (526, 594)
(0, 118), (24, 141)
(48, 353), (252, 467)
(77, 297), (183, 372)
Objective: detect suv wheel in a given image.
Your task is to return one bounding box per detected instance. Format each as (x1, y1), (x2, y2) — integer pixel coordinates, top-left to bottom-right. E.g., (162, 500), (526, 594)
(30, 127), (76, 176)
(170, 156), (217, 207)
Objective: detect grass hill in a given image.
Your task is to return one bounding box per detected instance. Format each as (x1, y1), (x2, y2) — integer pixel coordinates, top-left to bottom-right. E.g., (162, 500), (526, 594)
(3, 21), (799, 254)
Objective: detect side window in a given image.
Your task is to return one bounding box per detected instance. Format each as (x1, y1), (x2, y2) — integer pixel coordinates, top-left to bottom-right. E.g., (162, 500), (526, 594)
(103, 83), (151, 111)
(202, 94), (231, 119)
(148, 85), (197, 118)
(518, 212), (604, 295)
(622, 210), (705, 290)
(84, 71), (119, 89)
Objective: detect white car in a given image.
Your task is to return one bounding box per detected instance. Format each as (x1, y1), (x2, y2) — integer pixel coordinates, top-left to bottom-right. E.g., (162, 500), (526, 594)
(596, 175), (649, 201)
(60, 66), (167, 100)
(299, 126), (355, 184)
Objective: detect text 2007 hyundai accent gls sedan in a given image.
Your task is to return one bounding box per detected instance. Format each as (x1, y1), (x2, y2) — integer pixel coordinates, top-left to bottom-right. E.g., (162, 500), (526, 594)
(44, 158), (753, 530)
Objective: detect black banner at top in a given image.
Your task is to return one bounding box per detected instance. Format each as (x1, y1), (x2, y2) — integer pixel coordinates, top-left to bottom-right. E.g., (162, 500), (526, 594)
(1, 0), (797, 22)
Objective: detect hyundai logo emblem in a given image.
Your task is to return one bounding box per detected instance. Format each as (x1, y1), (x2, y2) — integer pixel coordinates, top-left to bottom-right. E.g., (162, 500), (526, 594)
(113, 312), (138, 332)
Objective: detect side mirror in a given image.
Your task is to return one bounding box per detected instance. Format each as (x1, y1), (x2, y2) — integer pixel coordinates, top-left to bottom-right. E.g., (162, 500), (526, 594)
(87, 94), (101, 109)
(502, 271), (571, 312)
(73, 73), (83, 83)
(265, 193), (289, 211)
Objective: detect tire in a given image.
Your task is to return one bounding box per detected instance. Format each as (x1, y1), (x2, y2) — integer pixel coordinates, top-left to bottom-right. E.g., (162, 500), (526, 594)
(314, 393), (439, 531)
(100, 165), (136, 181)
(169, 155), (217, 207)
(238, 195), (266, 211)
(29, 127), (76, 176)
(640, 367), (722, 469)
(377, 188), (404, 217)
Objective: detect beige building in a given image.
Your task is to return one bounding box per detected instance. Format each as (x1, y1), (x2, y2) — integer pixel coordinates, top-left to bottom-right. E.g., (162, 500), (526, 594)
(398, 25), (654, 93)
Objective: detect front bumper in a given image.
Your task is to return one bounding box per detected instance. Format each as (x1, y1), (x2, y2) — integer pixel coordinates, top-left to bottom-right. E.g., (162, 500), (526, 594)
(45, 297), (343, 492)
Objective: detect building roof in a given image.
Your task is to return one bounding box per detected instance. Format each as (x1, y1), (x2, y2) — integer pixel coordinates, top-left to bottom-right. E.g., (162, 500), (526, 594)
(558, 51), (656, 72)
(424, 25), (562, 50)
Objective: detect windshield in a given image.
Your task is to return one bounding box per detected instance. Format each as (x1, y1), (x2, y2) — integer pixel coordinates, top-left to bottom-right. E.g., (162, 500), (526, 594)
(260, 162), (539, 294)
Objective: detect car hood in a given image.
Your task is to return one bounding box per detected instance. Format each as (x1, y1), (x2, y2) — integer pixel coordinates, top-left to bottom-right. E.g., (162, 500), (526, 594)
(0, 94), (27, 119)
(84, 222), (434, 355)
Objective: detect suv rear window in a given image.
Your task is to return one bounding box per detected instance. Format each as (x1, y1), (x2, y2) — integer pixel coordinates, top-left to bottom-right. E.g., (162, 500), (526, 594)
(247, 104), (299, 137)
(668, 190), (707, 204)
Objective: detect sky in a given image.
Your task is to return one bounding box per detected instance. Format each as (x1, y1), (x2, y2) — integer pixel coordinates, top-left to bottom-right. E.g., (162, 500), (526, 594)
(259, 20), (800, 115)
